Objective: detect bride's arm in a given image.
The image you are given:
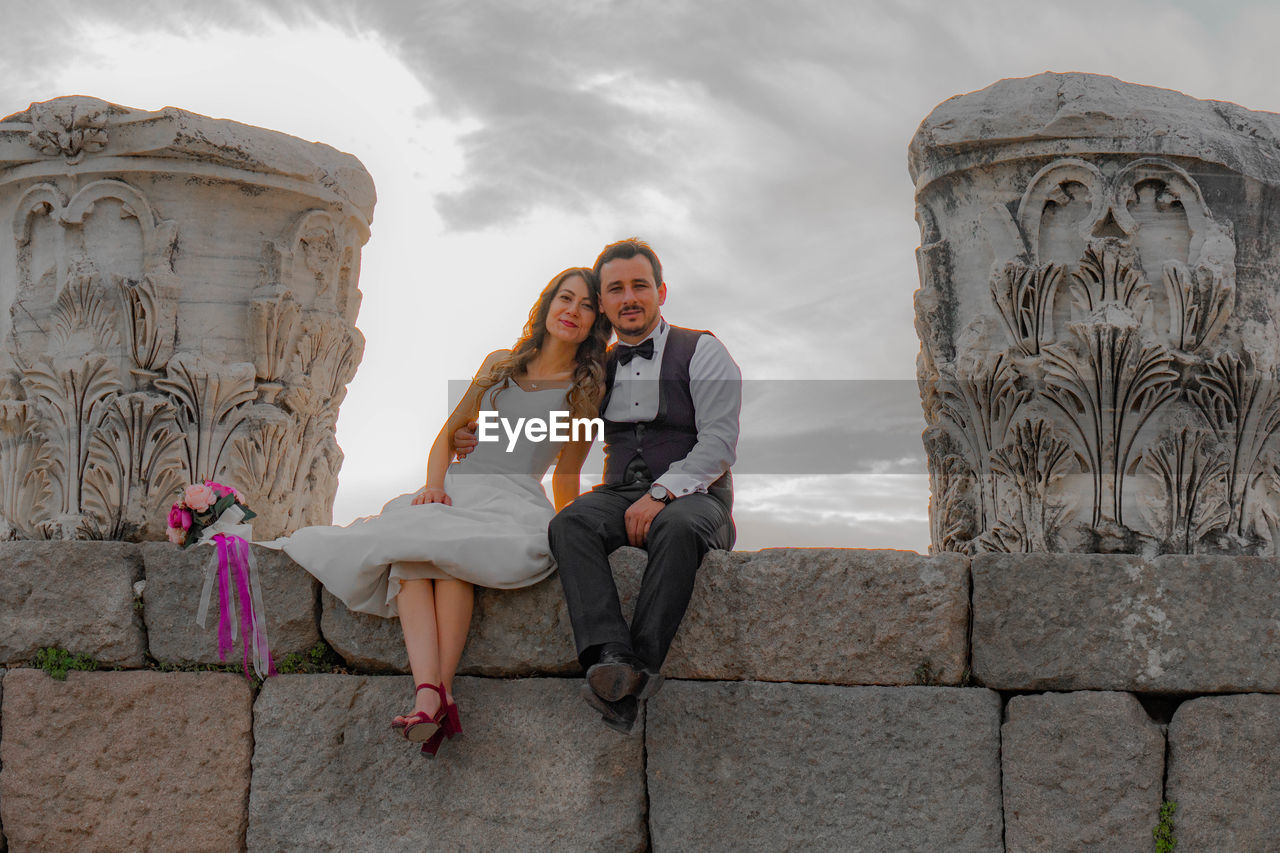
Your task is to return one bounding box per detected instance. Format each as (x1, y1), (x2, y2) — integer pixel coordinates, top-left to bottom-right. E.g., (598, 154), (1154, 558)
(413, 349), (509, 505)
(551, 438), (593, 511)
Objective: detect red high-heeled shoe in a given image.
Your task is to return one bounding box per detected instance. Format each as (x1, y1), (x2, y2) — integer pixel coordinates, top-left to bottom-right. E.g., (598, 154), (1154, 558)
(420, 725), (447, 758)
(420, 693), (463, 759)
(444, 697), (463, 739)
(391, 683), (448, 744)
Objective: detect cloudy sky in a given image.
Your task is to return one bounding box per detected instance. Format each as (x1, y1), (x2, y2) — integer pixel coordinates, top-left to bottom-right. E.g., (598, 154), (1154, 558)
(2, 0), (1277, 552)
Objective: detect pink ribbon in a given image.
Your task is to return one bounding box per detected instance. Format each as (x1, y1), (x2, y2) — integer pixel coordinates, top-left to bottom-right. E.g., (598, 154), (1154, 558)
(200, 533), (276, 680)
(215, 534), (234, 660)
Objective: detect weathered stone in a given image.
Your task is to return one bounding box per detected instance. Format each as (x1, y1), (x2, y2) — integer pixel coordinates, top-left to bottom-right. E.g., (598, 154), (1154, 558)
(664, 549), (969, 684)
(0, 670), (4, 853)
(647, 682), (1002, 851)
(1003, 691), (1164, 851)
(320, 547), (645, 674)
(140, 541), (319, 665)
(1167, 693), (1280, 850)
(973, 553), (1280, 692)
(0, 541), (144, 666)
(322, 547), (966, 685)
(0, 669), (252, 851)
(319, 588), (407, 672)
(0, 96), (375, 542)
(249, 674), (645, 851)
(911, 72), (1280, 556)
(910, 72), (1280, 186)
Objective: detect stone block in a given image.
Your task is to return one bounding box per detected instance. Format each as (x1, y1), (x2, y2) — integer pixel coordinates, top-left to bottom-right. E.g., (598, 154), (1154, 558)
(664, 549), (969, 684)
(646, 682), (1002, 851)
(140, 541), (320, 666)
(1003, 691), (1165, 851)
(1167, 693), (1280, 850)
(0, 541), (144, 666)
(321, 547), (967, 686)
(0, 669), (252, 851)
(0, 670), (4, 853)
(973, 553), (1280, 692)
(320, 547), (645, 674)
(248, 674), (646, 851)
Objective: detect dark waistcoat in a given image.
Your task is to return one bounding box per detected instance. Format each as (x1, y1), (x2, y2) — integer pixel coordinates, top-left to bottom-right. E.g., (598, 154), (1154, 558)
(601, 324), (733, 505)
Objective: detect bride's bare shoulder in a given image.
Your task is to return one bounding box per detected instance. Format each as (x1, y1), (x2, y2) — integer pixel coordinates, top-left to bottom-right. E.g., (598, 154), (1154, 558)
(476, 349), (512, 375)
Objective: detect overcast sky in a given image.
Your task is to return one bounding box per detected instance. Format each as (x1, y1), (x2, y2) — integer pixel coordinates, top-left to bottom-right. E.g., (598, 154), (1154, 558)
(2, 0), (1278, 551)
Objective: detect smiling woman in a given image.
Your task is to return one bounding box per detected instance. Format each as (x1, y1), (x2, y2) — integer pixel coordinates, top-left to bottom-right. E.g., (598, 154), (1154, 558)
(265, 264), (610, 756)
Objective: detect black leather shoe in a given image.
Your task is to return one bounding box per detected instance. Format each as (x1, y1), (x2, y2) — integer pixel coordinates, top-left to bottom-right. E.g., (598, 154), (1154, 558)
(580, 683), (638, 734)
(586, 650), (647, 702)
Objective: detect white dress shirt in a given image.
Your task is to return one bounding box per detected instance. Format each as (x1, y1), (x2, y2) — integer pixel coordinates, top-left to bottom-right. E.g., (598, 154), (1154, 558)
(603, 319), (741, 498)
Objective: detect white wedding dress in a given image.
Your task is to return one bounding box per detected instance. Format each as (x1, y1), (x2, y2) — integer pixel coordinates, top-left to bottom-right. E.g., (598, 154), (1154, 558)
(270, 383), (568, 618)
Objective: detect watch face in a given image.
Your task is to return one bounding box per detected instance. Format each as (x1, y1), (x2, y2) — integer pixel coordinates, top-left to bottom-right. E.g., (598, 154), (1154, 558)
(649, 486), (667, 501)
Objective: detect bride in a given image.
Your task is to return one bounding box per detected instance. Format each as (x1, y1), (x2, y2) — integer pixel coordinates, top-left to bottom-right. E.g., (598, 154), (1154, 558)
(275, 267), (609, 757)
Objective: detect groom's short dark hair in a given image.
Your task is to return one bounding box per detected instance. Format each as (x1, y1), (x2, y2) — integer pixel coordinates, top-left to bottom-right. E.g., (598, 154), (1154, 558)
(593, 238), (663, 286)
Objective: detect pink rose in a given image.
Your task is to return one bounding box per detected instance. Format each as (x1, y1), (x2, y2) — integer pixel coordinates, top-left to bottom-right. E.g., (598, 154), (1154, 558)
(206, 481), (242, 501)
(183, 483), (217, 512)
(179, 509), (193, 530)
(166, 526), (185, 545)
(167, 504), (184, 529)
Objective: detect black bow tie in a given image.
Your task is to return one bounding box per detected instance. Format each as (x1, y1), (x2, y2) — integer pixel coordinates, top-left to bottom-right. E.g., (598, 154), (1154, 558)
(616, 339), (655, 365)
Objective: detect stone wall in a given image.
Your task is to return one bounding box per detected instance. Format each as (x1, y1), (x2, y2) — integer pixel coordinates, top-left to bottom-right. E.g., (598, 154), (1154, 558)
(0, 542), (1274, 850)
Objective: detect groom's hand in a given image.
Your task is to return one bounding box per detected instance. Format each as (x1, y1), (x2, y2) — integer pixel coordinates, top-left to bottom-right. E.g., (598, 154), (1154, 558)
(453, 420), (479, 460)
(625, 495), (665, 547)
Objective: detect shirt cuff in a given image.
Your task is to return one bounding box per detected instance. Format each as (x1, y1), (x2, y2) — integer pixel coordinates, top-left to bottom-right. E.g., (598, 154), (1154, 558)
(655, 473), (706, 498)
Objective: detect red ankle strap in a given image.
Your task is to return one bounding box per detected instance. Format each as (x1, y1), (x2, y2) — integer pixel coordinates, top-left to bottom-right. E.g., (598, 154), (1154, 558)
(415, 682), (448, 700)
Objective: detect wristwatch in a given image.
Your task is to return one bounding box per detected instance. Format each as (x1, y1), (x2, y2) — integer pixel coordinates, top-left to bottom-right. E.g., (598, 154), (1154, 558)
(648, 484), (674, 504)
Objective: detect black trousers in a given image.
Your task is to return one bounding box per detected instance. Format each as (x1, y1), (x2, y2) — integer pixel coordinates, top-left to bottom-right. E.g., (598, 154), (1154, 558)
(549, 480), (735, 670)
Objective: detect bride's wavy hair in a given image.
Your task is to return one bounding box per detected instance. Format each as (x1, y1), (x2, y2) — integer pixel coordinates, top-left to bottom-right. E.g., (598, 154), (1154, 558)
(476, 268), (611, 419)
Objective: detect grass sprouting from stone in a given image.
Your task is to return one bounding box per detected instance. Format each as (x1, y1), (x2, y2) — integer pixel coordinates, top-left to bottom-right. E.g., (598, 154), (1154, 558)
(1153, 800), (1176, 852)
(33, 647), (98, 681)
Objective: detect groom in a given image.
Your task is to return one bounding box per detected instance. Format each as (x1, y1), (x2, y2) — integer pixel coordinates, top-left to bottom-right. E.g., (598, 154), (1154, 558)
(549, 238), (739, 733)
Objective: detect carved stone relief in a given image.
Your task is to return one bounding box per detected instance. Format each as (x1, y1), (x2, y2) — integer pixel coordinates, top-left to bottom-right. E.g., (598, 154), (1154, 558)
(0, 96), (374, 540)
(910, 73), (1280, 555)
(913, 148), (1268, 554)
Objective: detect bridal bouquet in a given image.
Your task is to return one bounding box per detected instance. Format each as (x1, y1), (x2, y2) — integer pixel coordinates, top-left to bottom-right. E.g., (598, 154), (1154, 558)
(167, 481), (256, 548)
(166, 482), (275, 680)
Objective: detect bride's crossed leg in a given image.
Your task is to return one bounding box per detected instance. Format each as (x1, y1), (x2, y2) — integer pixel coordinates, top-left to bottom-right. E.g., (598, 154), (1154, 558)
(393, 576), (474, 723)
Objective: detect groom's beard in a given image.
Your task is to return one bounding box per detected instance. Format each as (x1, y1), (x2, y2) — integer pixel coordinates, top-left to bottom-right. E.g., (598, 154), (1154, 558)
(613, 308), (656, 336)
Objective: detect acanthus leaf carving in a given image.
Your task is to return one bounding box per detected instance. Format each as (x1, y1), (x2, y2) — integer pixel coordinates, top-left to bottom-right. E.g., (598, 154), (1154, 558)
(1188, 351), (1280, 542)
(1163, 262), (1233, 353)
(1041, 318), (1178, 533)
(23, 354), (122, 536)
(117, 273), (179, 381)
(248, 285), (300, 402)
(923, 424), (978, 553)
(989, 418), (1078, 552)
(1141, 428), (1229, 554)
(1068, 238), (1150, 321)
(991, 260), (1063, 356)
(153, 355), (256, 484)
(935, 351), (1029, 538)
(0, 401), (53, 540)
(82, 392), (186, 540)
